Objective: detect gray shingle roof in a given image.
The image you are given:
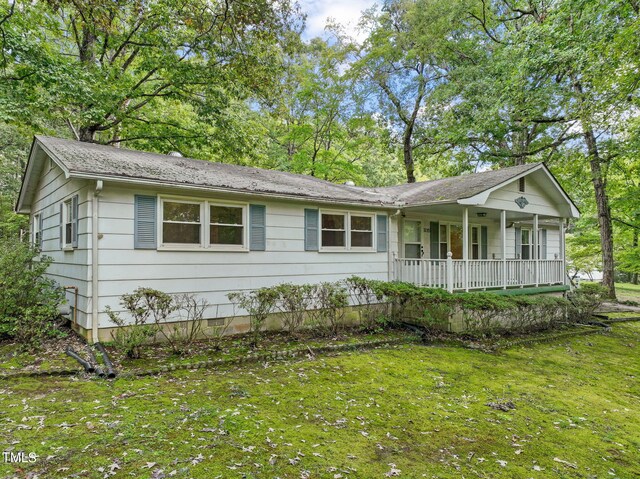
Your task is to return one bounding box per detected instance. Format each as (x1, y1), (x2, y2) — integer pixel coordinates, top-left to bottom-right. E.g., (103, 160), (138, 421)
(34, 136), (541, 207)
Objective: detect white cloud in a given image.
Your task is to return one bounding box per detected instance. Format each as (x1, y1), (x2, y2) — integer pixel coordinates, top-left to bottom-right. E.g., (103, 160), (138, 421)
(299, 0), (378, 41)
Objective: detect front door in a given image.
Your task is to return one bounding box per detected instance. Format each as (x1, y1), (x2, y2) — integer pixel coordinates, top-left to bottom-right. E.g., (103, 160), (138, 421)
(403, 220), (422, 258)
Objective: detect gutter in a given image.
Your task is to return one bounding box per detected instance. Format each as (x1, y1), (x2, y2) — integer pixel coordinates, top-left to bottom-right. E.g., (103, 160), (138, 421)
(91, 180), (103, 343)
(66, 172), (400, 210)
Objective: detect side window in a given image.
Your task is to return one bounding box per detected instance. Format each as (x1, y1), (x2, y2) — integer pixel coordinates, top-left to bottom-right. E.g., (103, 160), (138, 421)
(161, 200), (202, 245)
(321, 213), (346, 248)
(33, 214), (41, 247)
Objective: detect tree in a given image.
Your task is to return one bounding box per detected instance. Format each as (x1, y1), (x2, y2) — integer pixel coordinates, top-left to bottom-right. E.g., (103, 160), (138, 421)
(1, 0), (301, 151)
(341, 0), (468, 183)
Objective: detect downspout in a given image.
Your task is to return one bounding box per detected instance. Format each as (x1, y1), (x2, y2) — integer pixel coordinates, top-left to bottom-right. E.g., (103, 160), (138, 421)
(91, 180), (103, 343)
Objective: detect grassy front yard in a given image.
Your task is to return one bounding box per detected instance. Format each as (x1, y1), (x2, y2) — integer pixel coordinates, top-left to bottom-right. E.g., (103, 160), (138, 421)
(1, 323), (639, 478)
(616, 282), (640, 303)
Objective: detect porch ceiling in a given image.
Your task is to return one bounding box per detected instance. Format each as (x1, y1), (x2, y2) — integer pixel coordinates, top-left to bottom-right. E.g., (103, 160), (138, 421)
(401, 203), (562, 224)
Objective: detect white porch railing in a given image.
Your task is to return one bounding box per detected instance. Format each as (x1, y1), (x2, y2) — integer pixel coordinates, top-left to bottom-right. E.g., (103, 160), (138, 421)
(395, 257), (565, 291)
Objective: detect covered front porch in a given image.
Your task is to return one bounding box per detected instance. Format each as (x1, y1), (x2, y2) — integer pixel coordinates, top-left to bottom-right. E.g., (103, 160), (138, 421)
(392, 203), (568, 292)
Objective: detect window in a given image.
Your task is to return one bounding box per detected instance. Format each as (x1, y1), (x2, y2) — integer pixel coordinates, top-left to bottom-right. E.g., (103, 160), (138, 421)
(519, 177), (526, 192)
(521, 228), (531, 259)
(61, 198), (75, 247)
(350, 215), (373, 248)
(321, 213), (346, 247)
(471, 226), (479, 259)
(439, 224), (448, 259)
(162, 200), (201, 244)
(33, 214), (41, 247)
(159, 197), (247, 249)
(319, 211), (376, 250)
(210, 204), (243, 245)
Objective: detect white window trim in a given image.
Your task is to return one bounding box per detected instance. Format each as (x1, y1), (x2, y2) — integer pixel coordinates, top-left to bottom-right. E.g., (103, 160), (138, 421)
(62, 198), (73, 249)
(208, 201), (248, 251)
(437, 221), (484, 259)
(33, 213), (41, 247)
(158, 196), (248, 252)
(319, 209), (376, 252)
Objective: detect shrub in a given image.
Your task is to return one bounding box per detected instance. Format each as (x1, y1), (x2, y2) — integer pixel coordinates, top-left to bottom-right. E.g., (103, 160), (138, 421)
(105, 287), (175, 358)
(0, 238), (65, 348)
(165, 293), (210, 355)
(306, 282), (349, 336)
(566, 283), (607, 323)
(228, 287), (279, 346)
(273, 283), (313, 335)
(344, 276), (390, 331)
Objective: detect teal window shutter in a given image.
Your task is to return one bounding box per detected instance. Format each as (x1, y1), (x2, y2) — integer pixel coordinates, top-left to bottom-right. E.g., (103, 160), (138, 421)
(134, 195), (157, 249)
(376, 214), (388, 252)
(480, 225), (488, 259)
(249, 204), (266, 251)
(429, 221), (439, 259)
(71, 194), (79, 248)
(514, 226), (521, 259)
(541, 228), (547, 259)
(304, 209), (319, 251)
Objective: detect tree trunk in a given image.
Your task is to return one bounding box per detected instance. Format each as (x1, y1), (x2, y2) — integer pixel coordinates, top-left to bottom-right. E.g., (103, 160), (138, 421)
(78, 125), (98, 142)
(633, 229), (639, 285)
(583, 128), (616, 298)
(403, 127), (416, 183)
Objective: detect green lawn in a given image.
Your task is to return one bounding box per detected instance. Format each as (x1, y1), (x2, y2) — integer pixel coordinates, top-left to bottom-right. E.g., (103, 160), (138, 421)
(616, 282), (640, 303)
(1, 324), (639, 478)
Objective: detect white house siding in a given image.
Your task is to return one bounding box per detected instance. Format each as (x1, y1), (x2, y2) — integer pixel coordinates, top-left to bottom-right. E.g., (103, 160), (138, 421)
(483, 177), (565, 217)
(95, 184), (391, 329)
(29, 162), (91, 329)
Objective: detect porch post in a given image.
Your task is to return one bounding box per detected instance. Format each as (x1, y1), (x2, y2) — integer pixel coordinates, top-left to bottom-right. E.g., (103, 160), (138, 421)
(533, 214), (539, 287)
(462, 206), (469, 291)
(559, 218), (566, 285)
(446, 251), (454, 293)
(501, 210), (507, 289)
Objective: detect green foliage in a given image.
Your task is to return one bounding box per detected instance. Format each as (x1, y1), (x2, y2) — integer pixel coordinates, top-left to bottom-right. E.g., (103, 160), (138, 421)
(566, 283), (608, 323)
(105, 287), (175, 359)
(0, 238), (65, 347)
(273, 283), (314, 335)
(306, 282), (349, 336)
(344, 276), (390, 331)
(228, 288), (279, 345)
(164, 293), (211, 355)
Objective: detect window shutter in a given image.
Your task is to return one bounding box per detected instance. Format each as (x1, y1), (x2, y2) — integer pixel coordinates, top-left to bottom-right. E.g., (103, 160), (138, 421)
(249, 204), (266, 251)
(514, 226), (521, 259)
(39, 212), (44, 249)
(480, 225), (488, 260)
(304, 209), (319, 251)
(59, 203), (64, 249)
(134, 195), (157, 249)
(429, 221), (439, 259)
(376, 214), (388, 252)
(71, 195), (79, 248)
(541, 229), (547, 259)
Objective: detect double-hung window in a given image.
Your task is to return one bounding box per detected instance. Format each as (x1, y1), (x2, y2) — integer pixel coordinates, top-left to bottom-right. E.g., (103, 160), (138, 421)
(210, 204), (244, 245)
(162, 200), (202, 245)
(33, 214), (41, 247)
(321, 213), (346, 248)
(159, 197), (247, 250)
(320, 211), (374, 250)
(350, 215), (373, 248)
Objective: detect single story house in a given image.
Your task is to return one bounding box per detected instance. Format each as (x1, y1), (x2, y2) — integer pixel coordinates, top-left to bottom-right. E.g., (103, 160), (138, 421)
(16, 136), (579, 341)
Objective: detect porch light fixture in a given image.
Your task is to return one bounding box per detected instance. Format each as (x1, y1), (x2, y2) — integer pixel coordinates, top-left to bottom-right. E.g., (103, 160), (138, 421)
(476, 212), (487, 217)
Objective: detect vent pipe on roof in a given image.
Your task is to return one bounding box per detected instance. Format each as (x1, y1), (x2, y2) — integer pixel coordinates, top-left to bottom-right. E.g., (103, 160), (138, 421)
(344, 180), (355, 186)
(168, 151), (183, 157)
